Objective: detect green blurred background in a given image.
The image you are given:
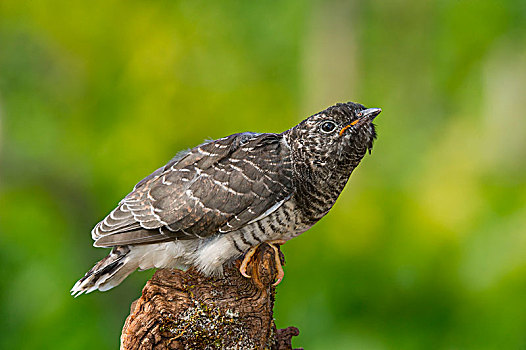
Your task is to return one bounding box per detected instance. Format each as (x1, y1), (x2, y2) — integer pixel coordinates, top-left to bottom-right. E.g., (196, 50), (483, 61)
(1, 0), (525, 349)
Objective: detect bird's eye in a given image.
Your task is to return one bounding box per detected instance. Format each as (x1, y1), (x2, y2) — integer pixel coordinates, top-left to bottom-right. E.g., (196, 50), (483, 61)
(320, 121), (337, 133)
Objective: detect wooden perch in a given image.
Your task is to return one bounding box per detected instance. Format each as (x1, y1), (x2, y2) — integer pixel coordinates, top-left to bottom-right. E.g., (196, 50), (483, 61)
(121, 243), (302, 350)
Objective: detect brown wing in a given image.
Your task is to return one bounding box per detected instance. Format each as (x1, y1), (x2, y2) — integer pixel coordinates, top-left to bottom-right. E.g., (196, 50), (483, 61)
(92, 132), (294, 247)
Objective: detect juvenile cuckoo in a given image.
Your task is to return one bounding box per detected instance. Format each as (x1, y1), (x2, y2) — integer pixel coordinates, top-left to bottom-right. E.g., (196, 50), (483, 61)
(71, 102), (381, 296)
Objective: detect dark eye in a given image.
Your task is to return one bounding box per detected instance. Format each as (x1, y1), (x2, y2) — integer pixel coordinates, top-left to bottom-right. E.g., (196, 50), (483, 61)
(320, 121), (337, 133)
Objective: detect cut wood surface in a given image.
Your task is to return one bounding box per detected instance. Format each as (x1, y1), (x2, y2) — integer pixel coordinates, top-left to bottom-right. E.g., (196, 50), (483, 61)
(121, 243), (302, 350)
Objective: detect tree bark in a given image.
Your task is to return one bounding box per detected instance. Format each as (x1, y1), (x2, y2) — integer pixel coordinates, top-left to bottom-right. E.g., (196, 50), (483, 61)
(121, 243), (301, 350)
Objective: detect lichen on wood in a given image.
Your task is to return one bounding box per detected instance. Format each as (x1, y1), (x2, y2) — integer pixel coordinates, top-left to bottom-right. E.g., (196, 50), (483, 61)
(121, 243), (301, 350)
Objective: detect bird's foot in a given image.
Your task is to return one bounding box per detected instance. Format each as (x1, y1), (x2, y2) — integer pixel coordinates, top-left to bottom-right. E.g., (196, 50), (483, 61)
(239, 240), (286, 287)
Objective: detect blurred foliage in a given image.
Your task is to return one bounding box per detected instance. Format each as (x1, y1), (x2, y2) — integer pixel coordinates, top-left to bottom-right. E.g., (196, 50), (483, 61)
(1, 0), (525, 349)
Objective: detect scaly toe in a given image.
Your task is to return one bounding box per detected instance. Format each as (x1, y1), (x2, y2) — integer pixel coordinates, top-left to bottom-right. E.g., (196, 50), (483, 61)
(268, 243), (285, 286)
(239, 244), (259, 278)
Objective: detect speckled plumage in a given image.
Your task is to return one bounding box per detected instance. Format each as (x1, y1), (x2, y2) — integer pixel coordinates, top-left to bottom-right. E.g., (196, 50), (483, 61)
(71, 102), (381, 296)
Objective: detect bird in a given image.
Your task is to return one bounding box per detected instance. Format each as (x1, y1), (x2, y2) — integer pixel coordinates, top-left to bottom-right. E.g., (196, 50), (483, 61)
(71, 101), (381, 296)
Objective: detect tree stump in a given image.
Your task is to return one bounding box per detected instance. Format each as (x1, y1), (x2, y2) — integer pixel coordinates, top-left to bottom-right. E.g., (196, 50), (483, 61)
(121, 243), (301, 350)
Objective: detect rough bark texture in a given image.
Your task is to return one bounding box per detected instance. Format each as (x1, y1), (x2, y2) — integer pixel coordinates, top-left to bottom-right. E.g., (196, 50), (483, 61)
(121, 244), (301, 350)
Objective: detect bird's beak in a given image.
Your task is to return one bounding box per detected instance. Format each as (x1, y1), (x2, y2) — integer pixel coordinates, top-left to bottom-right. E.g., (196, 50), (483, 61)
(339, 108), (382, 136)
(357, 108), (382, 123)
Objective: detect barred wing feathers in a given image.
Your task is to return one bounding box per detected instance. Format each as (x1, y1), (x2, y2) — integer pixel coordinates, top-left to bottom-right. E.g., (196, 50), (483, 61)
(92, 133), (293, 247)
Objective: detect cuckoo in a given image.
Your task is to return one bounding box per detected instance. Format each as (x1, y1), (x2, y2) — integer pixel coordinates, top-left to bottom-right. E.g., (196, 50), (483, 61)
(71, 102), (381, 296)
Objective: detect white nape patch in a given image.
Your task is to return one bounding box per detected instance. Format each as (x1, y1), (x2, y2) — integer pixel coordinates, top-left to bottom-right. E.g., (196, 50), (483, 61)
(281, 135), (291, 150)
(194, 235), (241, 276)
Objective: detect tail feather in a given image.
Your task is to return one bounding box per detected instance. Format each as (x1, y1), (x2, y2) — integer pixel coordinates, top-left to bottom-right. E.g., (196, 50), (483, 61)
(71, 246), (136, 297)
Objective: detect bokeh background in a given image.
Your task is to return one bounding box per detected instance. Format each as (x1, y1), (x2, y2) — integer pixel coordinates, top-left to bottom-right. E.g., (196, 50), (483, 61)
(1, 0), (526, 349)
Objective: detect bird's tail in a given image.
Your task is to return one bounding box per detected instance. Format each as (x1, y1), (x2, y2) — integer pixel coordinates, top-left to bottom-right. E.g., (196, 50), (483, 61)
(71, 245), (137, 297)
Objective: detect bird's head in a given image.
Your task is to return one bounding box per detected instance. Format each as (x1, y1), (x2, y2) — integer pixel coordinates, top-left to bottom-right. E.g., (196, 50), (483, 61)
(287, 102), (381, 172)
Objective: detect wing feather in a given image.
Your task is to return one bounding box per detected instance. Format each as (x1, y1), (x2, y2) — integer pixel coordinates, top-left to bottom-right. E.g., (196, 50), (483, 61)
(93, 132), (293, 247)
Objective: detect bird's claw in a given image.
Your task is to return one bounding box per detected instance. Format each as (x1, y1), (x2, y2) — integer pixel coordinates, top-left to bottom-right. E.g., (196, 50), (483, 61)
(239, 245), (258, 278)
(239, 240), (286, 286)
